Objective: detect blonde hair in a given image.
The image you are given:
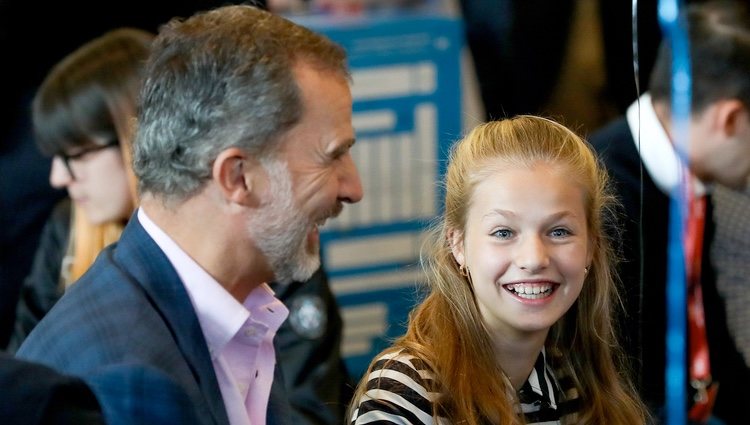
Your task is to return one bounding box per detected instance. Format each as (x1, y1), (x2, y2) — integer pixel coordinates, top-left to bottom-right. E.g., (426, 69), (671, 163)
(350, 116), (649, 424)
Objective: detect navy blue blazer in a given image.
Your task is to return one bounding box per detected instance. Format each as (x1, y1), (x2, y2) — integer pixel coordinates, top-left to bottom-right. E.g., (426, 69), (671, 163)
(17, 215), (292, 425)
(85, 363), (205, 425)
(1, 354), (206, 424)
(0, 353), (103, 424)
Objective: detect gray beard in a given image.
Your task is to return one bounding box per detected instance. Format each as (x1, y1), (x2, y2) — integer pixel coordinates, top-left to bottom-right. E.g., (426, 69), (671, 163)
(246, 159), (319, 285)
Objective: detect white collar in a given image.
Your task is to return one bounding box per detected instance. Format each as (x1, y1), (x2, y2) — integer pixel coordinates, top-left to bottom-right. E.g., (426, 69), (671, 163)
(626, 93), (706, 196)
(137, 208), (251, 356)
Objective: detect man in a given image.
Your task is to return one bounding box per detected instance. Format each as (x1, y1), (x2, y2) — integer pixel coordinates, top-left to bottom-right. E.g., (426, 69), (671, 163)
(17, 5), (363, 425)
(589, 1), (750, 423)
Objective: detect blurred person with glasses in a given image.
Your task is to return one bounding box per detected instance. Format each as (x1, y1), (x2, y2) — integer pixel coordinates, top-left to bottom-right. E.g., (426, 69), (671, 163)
(55, 138), (121, 182)
(6, 28), (152, 351)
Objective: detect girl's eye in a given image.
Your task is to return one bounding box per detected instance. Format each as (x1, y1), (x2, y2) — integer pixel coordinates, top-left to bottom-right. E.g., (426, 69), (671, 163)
(491, 229), (513, 239)
(550, 228), (571, 238)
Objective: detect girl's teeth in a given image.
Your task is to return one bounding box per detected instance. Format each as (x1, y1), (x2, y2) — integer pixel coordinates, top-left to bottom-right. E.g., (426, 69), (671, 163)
(508, 283), (553, 298)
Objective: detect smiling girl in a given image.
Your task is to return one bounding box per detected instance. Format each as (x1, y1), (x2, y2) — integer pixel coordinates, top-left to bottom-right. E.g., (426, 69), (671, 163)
(349, 116), (649, 424)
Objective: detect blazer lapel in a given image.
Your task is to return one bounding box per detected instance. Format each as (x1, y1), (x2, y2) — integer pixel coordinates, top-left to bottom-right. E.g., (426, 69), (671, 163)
(113, 216), (230, 425)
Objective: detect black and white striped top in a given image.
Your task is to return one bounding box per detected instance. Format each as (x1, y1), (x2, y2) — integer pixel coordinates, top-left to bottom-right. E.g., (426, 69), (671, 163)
(350, 348), (580, 424)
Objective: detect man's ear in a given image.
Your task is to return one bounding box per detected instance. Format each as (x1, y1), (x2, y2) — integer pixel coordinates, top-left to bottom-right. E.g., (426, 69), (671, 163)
(715, 99), (748, 138)
(212, 148), (261, 207)
(449, 228), (465, 267)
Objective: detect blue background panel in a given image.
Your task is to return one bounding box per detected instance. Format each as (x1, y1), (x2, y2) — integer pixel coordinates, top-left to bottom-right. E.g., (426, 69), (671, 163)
(297, 14), (464, 380)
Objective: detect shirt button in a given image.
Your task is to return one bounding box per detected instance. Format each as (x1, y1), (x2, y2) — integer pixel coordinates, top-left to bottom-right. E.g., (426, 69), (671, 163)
(244, 327), (257, 337)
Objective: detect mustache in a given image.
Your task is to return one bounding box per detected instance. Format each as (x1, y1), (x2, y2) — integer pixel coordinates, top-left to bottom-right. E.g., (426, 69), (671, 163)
(327, 202), (344, 219)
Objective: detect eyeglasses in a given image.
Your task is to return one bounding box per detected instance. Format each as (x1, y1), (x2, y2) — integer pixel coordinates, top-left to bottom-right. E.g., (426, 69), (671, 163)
(57, 139), (120, 181)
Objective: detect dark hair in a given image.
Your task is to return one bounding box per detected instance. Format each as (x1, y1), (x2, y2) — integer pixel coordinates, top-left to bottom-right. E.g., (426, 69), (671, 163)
(133, 5), (349, 201)
(32, 28), (153, 156)
(650, 0), (750, 113)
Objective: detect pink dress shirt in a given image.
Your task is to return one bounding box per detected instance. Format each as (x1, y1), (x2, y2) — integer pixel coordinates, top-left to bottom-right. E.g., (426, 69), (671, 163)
(138, 209), (289, 425)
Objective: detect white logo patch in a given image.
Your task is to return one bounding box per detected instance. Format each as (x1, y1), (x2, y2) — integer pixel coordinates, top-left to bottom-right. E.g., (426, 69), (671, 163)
(288, 295), (327, 339)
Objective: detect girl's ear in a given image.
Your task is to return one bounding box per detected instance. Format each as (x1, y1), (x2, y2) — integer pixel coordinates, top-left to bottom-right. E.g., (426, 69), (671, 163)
(449, 228), (465, 267)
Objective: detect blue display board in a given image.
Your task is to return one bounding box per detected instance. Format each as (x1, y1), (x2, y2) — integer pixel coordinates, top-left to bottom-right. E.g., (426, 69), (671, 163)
(297, 13), (464, 379)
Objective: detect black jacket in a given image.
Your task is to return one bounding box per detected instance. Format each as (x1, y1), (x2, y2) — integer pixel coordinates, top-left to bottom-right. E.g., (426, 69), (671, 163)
(589, 117), (750, 424)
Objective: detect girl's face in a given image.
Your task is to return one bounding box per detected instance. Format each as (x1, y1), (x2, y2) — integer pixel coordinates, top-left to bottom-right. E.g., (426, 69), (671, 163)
(451, 161), (592, 341)
(49, 137), (133, 224)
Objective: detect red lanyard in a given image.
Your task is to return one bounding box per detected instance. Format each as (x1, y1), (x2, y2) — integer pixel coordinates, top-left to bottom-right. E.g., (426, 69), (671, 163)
(686, 194), (709, 380)
(685, 193), (718, 422)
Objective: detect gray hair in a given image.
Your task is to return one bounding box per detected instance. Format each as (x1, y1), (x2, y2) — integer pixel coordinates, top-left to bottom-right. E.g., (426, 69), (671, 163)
(133, 5), (348, 201)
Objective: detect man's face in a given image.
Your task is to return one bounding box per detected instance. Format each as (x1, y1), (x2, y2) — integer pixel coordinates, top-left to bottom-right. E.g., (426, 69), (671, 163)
(249, 62), (363, 284)
(689, 103), (750, 189)
(716, 121), (750, 190)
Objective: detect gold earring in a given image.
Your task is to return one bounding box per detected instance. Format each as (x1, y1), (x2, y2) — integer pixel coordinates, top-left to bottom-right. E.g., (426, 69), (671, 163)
(459, 264), (469, 277)
(584, 267), (589, 274)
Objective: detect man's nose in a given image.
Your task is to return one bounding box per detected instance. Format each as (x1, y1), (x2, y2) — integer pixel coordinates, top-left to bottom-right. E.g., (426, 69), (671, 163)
(338, 154), (363, 204)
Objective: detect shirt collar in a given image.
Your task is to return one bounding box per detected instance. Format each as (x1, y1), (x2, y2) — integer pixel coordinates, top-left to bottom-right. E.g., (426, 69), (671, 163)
(626, 93), (707, 196)
(137, 208), (251, 357)
(517, 347), (558, 410)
